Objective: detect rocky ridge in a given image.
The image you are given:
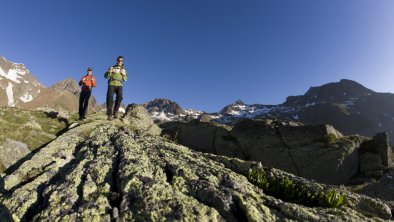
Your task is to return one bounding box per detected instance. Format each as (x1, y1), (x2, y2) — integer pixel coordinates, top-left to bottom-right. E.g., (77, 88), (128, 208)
(0, 105), (393, 221)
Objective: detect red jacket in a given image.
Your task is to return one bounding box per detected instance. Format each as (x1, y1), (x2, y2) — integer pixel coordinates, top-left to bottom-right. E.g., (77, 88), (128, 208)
(79, 74), (97, 91)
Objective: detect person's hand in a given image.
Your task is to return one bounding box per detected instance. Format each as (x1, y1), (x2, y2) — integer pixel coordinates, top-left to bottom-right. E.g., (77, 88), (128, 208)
(120, 68), (125, 75)
(109, 67), (114, 73)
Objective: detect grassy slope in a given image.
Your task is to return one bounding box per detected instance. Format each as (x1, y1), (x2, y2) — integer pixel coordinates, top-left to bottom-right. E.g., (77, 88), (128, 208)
(0, 107), (78, 151)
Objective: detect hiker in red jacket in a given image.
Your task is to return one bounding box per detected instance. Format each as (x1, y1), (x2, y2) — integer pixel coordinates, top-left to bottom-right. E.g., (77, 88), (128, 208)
(78, 67), (97, 120)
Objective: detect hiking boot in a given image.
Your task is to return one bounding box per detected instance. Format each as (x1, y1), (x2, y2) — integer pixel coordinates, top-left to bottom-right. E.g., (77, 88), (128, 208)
(114, 112), (119, 119)
(107, 115), (113, 121)
(79, 116), (83, 121)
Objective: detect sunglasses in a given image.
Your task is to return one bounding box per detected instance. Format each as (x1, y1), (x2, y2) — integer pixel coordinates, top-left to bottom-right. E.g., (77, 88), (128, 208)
(118, 60), (124, 62)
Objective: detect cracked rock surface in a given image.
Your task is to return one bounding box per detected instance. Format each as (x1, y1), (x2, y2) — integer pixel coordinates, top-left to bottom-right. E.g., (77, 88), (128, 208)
(0, 105), (393, 221)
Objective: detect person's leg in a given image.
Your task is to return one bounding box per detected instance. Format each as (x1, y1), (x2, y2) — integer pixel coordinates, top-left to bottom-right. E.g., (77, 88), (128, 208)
(106, 85), (115, 117)
(78, 91), (86, 119)
(82, 91), (91, 118)
(113, 86), (123, 118)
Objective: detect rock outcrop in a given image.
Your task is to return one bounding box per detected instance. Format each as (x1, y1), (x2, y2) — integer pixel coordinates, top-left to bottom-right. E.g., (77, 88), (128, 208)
(161, 118), (394, 185)
(0, 105), (393, 221)
(359, 133), (393, 177)
(0, 107), (74, 173)
(0, 140), (30, 170)
(122, 104), (162, 136)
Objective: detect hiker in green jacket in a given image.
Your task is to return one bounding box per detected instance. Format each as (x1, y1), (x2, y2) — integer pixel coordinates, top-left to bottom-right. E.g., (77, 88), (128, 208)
(104, 56), (127, 120)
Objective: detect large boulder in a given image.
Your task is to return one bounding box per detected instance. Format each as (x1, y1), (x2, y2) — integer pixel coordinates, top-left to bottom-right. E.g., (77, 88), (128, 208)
(358, 170), (394, 200)
(359, 132), (393, 177)
(161, 119), (369, 185)
(230, 119), (360, 185)
(122, 103), (161, 136)
(161, 120), (232, 154)
(0, 140), (30, 169)
(356, 170), (394, 213)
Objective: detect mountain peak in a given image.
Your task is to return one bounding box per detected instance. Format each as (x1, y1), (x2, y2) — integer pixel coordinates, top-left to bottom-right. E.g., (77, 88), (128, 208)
(305, 79), (374, 97)
(51, 78), (80, 94)
(284, 79), (375, 107)
(232, 99), (245, 105)
(219, 99), (248, 115)
(143, 98), (186, 116)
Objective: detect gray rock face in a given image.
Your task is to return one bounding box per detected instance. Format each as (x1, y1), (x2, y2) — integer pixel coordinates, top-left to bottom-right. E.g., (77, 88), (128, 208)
(0, 104), (392, 221)
(122, 103), (162, 136)
(161, 119), (390, 185)
(0, 140), (30, 169)
(359, 133), (394, 177)
(357, 171), (394, 203)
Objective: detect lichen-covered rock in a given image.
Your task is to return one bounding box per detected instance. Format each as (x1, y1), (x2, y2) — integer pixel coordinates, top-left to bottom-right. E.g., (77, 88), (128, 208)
(360, 152), (384, 173)
(0, 106), (393, 221)
(0, 140), (30, 169)
(122, 104), (161, 136)
(357, 170), (394, 204)
(0, 107), (76, 173)
(359, 133), (393, 178)
(161, 119), (365, 185)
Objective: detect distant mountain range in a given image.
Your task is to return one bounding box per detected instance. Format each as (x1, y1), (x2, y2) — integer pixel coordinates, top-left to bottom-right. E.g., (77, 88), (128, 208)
(143, 79), (394, 141)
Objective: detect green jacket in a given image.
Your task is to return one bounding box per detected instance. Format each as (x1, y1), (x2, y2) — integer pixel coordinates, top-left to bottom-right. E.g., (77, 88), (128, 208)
(104, 64), (127, 86)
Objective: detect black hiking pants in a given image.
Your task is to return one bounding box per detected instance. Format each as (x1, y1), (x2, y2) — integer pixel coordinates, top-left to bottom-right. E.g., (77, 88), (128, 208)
(79, 90), (91, 118)
(106, 85), (123, 116)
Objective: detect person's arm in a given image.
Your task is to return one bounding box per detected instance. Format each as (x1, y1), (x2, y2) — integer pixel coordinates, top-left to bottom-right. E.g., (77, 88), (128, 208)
(104, 67), (113, 79)
(92, 76), (97, 87)
(121, 68), (127, 82)
(79, 76), (85, 86)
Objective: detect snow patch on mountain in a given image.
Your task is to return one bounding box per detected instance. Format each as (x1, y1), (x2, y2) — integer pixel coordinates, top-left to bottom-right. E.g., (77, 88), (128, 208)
(185, 108), (203, 116)
(344, 97), (358, 107)
(151, 111), (173, 122)
(6, 82), (15, 106)
(305, 102), (316, 107)
(20, 93), (33, 103)
(0, 68), (22, 83)
(0, 66), (6, 77)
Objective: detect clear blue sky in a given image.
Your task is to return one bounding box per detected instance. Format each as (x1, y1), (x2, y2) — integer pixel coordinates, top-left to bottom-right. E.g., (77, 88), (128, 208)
(1, 0), (394, 112)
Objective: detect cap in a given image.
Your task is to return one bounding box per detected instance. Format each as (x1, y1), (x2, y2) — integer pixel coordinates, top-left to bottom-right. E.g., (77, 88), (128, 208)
(87, 67), (92, 71)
